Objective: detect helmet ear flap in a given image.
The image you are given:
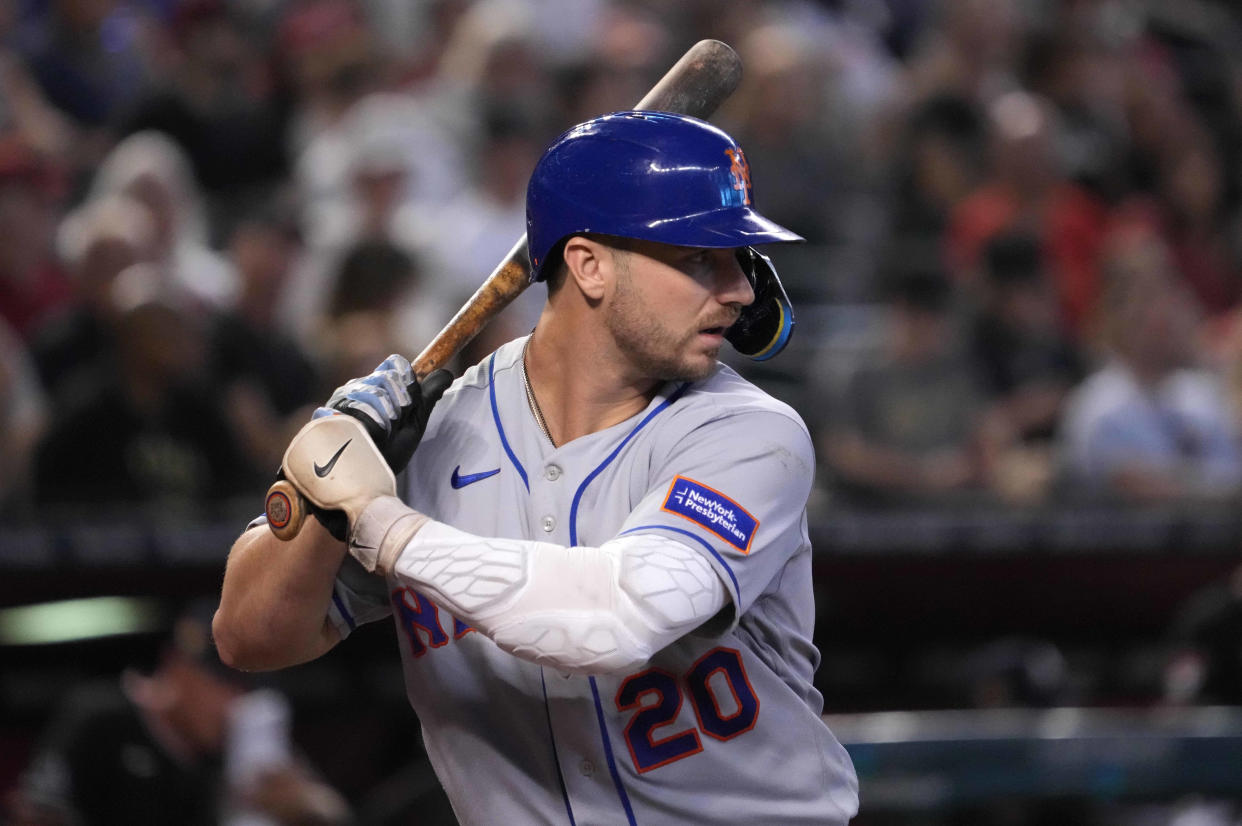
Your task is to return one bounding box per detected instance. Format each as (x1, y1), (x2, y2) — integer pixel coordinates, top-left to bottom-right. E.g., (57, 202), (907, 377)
(725, 248), (795, 361)
(529, 239), (567, 285)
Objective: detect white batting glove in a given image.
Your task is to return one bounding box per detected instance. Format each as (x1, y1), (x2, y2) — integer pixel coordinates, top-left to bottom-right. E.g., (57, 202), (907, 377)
(282, 414), (429, 575)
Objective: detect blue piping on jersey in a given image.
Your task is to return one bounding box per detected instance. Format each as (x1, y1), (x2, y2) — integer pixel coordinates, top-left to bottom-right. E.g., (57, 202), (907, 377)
(541, 670), (578, 826)
(331, 591), (356, 632)
(620, 524), (742, 605)
(589, 677), (638, 826)
(565, 381), (688, 824)
(488, 354), (529, 491)
(568, 382), (690, 546)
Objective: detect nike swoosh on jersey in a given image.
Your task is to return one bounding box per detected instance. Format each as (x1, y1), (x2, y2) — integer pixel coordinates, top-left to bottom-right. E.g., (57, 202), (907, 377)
(314, 440), (352, 477)
(450, 466), (501, 489)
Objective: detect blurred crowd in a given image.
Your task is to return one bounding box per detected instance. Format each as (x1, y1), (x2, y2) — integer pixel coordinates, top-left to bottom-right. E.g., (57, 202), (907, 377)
(5, 599), (354, 825)
(3, 0), (1242, 520)
(3, 2), (1242, 822)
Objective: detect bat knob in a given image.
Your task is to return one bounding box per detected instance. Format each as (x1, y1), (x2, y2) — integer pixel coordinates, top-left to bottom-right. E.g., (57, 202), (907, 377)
(266, 479), (306, 541)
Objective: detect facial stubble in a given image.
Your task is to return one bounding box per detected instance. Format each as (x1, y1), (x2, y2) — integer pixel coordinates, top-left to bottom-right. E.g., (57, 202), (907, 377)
(603, 250), (719, 383)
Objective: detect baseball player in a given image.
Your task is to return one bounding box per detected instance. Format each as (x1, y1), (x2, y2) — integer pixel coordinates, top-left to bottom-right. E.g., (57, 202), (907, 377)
(215, 111), (859, 825)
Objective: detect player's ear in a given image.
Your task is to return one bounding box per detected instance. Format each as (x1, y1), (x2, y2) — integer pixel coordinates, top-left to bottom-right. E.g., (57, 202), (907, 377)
(561, 235), (609, 301)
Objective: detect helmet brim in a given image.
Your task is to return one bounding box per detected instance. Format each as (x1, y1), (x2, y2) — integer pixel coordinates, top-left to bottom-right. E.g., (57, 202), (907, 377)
(644, 206), (805, 248)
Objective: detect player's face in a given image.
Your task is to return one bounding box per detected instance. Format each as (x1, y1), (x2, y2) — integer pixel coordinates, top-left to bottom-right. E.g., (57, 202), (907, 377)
(604, 240), (755, 382)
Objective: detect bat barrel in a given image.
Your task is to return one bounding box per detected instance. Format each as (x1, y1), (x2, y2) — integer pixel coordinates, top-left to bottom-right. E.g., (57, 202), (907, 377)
(635, 40), (742, 116)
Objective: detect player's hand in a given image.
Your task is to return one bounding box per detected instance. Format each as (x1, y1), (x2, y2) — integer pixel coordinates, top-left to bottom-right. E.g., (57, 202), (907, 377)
(283, 415), (395, 521)
(323, 355), (453, 473)
(296, 356), (451, 541)
(281, 414), (428, 573)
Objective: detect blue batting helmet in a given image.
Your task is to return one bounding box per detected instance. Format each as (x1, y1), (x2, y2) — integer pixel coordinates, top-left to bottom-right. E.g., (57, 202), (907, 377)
(525, 110), (803, 282)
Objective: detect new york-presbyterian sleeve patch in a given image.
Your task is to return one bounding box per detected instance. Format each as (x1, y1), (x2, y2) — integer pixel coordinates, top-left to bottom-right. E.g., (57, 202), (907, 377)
(660, 475), (759, 553)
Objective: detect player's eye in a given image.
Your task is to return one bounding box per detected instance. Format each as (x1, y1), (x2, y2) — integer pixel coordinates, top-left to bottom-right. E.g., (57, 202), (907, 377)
(672, 250), (712, 278)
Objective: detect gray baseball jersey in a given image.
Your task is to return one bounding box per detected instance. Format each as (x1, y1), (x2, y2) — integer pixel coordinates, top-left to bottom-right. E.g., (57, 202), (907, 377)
(328, 336), (859, 825)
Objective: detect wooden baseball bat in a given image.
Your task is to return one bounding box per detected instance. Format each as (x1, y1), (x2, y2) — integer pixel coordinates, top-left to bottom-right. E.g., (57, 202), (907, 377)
(266, 39), (744, 540)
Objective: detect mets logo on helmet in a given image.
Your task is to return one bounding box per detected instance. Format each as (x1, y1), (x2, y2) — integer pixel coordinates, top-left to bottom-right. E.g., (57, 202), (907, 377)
(725, 148), (752, 206)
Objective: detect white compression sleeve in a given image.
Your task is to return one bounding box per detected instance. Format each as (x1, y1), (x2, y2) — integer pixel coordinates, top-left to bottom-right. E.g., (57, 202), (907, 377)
(388, 522), (728, 674)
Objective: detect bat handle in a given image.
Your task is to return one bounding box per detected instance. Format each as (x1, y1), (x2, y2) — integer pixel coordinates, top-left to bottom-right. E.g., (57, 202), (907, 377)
(265, 479), (307, 542)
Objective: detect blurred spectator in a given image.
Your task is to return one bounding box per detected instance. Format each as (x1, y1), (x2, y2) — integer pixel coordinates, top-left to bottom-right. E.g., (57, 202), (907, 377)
(730, 4), (903, 283)
(819, 267), (992, 506)
(30, 192), (155, 408)
(1117, 31), (1197, 199)
(969, 232), (1084, 503)
(887, 93), (985, 255)
(1021, 8), (1134, 203)
(0, 136), (72, 340)
(1163, 563), (1242, 706)
(32, 274), (260, 508)
(5, 599), (351, 826)
(898, 0), (1024, 108)
(298, 90), (464, 250)
(117, 0), (293, 242)
(947, 90), (1111, 339)
(0, 316), (47, 515)
(317, 309), (411, 396)
(1148, 126), (1241, 317)
(963, 637), (1069, 709)
(208, 196), (320, 476)
(1058, 226), (1242, 502)
(383, 0), (472, 88)
(723, 22), (839, 244)
(410, 104), (545, 362)
(551, 2), (671, 126)
(86, 130), (237, 311)
(1205, 301), (1242, 437)
(326, 238), (415, 320)
(10, 0), (159, 174)
(279, 0), (385, 156)
(316, 238), (445, 384)
(0, 13), (75, 163)
(287, 88), (463, 354)
(434, 0), (557, 130)
(10, 0), (155, 123)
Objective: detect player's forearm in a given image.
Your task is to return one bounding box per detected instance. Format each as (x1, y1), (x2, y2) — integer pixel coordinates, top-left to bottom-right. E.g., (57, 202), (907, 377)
(214, 521), (345, 671)
(276, 417), (726, 672)
(360, 501), (727, 674)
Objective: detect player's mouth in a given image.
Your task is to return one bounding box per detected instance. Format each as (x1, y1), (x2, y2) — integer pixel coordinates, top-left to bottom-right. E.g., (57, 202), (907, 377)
(697, 313), (737, 342)
(697, 326), (729, 345)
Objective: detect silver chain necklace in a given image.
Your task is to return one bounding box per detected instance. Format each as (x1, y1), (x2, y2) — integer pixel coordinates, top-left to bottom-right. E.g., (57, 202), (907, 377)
(521, 336), (554, 446)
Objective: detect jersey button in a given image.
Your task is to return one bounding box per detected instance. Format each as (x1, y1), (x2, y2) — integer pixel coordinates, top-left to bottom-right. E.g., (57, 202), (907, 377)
(544, 464), (561, 481)
(579, 760), (595, 777)
(541, 515), (556, 532)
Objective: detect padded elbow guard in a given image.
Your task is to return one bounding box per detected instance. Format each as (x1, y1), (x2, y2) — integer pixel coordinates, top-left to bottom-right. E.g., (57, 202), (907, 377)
(389, 524), (726, 674)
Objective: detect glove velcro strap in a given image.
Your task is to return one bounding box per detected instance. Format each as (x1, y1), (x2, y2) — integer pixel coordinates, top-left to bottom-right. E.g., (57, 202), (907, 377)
(351, 495), (430, 576)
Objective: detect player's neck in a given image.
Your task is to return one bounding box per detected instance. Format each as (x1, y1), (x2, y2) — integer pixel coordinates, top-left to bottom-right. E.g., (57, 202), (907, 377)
(525, 320), (658, 446)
